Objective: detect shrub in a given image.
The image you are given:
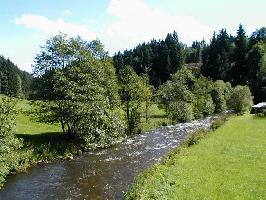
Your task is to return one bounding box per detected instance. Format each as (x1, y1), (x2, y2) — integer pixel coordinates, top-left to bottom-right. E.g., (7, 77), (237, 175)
(192, 76), (215, 118)
(211, 80), (227, 113)
(0, 96), (23, 188)
(211, 116), (228, 130)
(168, 101), (193, 122)
(256, 109), (266, 118)
(227, 85), (253, 115)
(184, 129), (208, 147)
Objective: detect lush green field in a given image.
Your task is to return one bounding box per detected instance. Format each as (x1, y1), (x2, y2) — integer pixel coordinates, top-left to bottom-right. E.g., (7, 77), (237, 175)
(15, 99), (61, 135)
(140, 104), (170, 133)
(16, 100), (166, 135)
(127, 114), (266, 200)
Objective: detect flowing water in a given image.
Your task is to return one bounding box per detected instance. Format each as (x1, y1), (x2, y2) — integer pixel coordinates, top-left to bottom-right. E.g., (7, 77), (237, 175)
(0, 116), (217, 200)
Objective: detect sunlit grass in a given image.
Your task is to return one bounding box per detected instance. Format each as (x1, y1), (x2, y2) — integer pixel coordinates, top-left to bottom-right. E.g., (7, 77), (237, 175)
(140, 104), (170, 133)
(127, 114), (266, 200)
(15, 99), (61, 135)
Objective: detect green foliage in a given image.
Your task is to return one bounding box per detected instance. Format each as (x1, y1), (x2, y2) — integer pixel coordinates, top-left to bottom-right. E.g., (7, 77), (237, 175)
(32, 35), (125, 146)
(118, 66), (152, 135)
(256, 109), (266, 118)
(0, 96), (23, 187)
(157, 67), (195, 122)
(184, 129), (208, 147)
(227, 85), (253, 114)
(232, 24), (249, 85)
(113, 31), (184, 87)
(192, 76), (215, 118)
(157, 67), (221, 122)
(201, 29), (234, 81)
(247, 41), (266, 102)
(211, 80), (232, 113)
(211, 115), (228, 130)
(0, 56), (32, 98)
(168, 101), (193, 122)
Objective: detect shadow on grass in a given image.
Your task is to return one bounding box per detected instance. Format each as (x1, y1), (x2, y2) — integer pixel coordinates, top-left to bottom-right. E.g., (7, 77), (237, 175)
(16, 132), (67, 144)
(15, 132), (78, 160)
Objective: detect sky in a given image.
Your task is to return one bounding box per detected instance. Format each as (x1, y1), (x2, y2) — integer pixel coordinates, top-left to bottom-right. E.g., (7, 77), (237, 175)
(0, 0), (265, 72)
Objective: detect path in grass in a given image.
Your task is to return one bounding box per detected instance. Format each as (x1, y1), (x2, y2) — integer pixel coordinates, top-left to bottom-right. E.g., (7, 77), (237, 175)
(127, 114), (266, 200)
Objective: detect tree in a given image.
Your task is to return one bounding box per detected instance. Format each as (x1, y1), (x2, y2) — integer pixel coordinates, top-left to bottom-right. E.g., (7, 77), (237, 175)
(201, 29), (234, 81)
(118, 66), (149, 135)
(14, 74), (23, 97)
(193, 76), (215, 119)
(157, 67), (195, 122)
(140, 73), (153, 123)
(0, 96), (23, 187)
(32, 35), (125, 146)
(250, 27), (266, 46)
(227, 85), (253, 115)
(0, 56), (32, 98)
(211, 80), (229, 113)
(113, 31), (184, 88)
(232, 24), (248, 85)
(247, 42), (266, 103)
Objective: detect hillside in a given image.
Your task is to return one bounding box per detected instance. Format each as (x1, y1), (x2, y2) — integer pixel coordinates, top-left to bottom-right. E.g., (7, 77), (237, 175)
(0, 55), (32, 97)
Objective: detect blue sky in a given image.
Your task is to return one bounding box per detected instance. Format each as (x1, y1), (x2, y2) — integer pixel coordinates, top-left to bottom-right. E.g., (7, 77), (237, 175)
(0, 0), (265, 72)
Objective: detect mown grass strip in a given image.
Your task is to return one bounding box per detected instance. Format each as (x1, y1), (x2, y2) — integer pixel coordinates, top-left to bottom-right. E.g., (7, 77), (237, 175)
(126, 114), (266, 200)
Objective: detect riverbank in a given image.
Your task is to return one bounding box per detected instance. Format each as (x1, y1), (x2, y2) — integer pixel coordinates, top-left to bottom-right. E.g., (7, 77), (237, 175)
(0, 99), (169, 189)
(126, 114), (266, 200)
(0, 113), (220, 198)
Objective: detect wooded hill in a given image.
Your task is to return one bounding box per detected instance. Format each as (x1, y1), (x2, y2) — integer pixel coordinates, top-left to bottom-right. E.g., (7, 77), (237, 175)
(0, 55), (32, 97)
(113, 25), (266, 103)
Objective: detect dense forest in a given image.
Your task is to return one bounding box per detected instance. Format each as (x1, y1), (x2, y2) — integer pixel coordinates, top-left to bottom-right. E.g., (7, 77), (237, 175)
(113, 25), (266, 103)
(0, 55), (32, 97)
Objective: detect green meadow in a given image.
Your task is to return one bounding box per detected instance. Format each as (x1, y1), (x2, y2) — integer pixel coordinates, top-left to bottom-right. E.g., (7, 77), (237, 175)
(127, 114), (266, 200)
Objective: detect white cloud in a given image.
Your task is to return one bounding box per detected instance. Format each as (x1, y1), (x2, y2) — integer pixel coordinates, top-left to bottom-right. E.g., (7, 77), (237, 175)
(15, 14), (96, 40)
(12, 1), (214, 71)
(104, 0), (213, 54)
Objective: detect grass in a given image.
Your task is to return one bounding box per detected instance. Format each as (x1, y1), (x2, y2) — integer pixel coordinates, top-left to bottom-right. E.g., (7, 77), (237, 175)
(140, 104), (170, 132)
(14, 101), (168, 162)
(126, 114), (266, 200)
(15, 99), (61, 135)
(14, 101), (168, 164)
(13, 99), (80, 162)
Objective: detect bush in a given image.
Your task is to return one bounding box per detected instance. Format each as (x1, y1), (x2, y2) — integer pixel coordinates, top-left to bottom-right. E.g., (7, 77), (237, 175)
(211, 116), (228, 130)
(256, 109), (266, 118)
(211, 80), (227, 113)
(168, 101), (193, 122)
(0, 96), (23, 188)
(184, 129), (208, 147)
(227, 85), (253, 115)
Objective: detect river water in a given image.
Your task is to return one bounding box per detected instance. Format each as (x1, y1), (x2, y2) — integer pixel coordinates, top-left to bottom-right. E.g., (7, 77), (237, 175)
(0, 116), (216, 200)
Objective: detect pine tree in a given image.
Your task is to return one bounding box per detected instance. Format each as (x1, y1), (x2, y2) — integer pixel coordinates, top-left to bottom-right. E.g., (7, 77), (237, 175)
(232, 24), (248, 85)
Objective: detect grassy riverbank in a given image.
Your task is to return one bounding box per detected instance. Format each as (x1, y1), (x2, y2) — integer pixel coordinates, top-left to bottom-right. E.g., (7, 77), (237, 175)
(15, 99), (77, 161)
(127, 114), (266, 200)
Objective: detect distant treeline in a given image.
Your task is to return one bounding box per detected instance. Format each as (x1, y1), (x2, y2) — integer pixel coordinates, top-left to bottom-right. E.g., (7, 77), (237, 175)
(0, 55), (32, 97)
(113, 25), (266, 102)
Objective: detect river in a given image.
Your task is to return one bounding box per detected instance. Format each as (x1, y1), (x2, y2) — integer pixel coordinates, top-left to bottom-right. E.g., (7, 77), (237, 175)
(0, 116), (216, 200)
